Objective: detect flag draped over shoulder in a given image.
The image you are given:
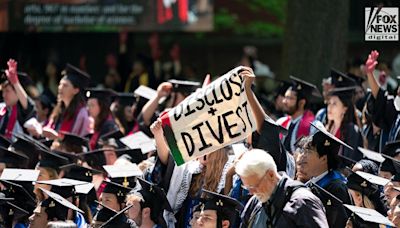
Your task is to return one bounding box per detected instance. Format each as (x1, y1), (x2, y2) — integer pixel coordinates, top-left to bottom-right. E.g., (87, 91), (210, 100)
(160, 66), (256, 166)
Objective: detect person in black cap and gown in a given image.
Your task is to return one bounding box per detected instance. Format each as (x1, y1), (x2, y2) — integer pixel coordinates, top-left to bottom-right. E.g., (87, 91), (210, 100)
(85, 88), (119, 150)
(0, 59), (37, 139)
(43, 64), (91, 139)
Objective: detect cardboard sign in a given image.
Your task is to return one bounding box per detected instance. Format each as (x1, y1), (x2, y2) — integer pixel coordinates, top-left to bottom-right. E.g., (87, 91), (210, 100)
(161, 66), (256, 165)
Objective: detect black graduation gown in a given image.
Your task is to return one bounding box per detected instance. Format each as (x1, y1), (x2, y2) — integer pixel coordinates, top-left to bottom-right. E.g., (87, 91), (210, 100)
(240, 175), (328, 228)
(252, 119), (289, 173)
(0, 97), (36, 136)
(341, 123), (363, 164)
(371, 88), (400, 143)
(323, 179), (353, 228)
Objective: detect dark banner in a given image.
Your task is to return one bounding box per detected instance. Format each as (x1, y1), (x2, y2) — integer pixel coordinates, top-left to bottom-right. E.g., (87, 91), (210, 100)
(0, 0), (213, 32)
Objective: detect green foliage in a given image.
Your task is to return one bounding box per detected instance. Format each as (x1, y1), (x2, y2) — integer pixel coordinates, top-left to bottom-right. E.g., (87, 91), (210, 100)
(214, 0), (287, 37)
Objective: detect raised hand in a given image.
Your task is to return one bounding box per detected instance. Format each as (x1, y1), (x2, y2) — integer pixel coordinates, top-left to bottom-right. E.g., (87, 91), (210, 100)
(365, 50), (379, 75)
(157, 82), (173, 98)
(5, 59), (19, 84)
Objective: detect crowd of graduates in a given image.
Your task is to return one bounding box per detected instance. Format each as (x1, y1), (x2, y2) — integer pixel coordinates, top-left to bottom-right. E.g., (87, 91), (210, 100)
(0, 45), (400, 228)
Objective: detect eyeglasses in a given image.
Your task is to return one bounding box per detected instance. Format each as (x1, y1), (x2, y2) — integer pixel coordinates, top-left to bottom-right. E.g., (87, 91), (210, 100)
(242, 174), (267, 191)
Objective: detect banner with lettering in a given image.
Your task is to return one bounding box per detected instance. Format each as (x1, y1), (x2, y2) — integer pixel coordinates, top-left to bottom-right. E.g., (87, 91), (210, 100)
(160, 66), (256, 166)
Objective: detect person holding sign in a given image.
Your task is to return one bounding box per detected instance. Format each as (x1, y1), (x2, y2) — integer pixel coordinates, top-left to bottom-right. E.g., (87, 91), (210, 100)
(150, 118), (233, 228)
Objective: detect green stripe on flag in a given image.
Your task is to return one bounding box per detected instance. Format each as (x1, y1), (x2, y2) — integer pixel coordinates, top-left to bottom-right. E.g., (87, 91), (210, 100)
(163, 124), (185, 166)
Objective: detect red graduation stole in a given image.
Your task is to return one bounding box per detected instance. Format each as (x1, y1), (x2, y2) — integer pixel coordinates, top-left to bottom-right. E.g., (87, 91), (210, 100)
(89, 115), (113, 150)
(4, 105), (18, 139)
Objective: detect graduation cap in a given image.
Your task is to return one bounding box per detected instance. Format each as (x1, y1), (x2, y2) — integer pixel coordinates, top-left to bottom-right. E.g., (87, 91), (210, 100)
(35, 178), (88, 199)
(119, 131), (156, 154)
(99, 129), (125, 148)
(381, 154), (400, 182)
(337, 154), (357, 168)
(330, 69), (356, 87)
(382, 141), (400, 156)
(92, 200), (118, 223)
(0, 146), (29, 167)
(288, 76), (322, 101)
(168, 79), (200, 94)
(116, 92), (136, 106)
(0, 179), (36, 207)
(61, 63), (90, 89)
(193, 189), (243, 227)
(60, 163), (103, 183)
(273, 78), (292, 97)
(39, 187), (84, 221)
(135, 178), (172, 227)
(98, 204), (133, 228)
(103, 163), (142, 188)
(310, 121), (353, 154)
(102, 181), (132, 204)
(344, 204), (394, 227)
(307, 181), (343, 207)
(0, 200), (30, 227)
(264, 114), (288, 135)
(0, 168), (39, 182)
(346, 169), (379, 196)
(356, 171), (390, 186)
(358, 147), (385, 163)
(85, 88), (117, 105)
(327, 86), (357, 102)
(37, 147), (69, 172)
(347, 73), (366, 87)
(59, 131), (89, 150)
(134, 85), (157, 101)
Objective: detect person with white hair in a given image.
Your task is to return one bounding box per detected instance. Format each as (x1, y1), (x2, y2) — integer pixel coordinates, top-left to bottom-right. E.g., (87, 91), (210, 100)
(236, 149), (328, 228)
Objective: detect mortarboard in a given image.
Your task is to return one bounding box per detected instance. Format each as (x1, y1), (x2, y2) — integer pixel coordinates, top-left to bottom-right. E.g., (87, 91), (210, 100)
(134, 85), (158, 101)
(358, 147), (385, 163)
(98, 204), (133, 228)
(310, 121), (353, 155)
(135, 178), (173, 227)
(337, 154), (357, 168)
(327, 86), (357, 101)
(86, 88), (117, 105)
(116, 92), (136, 106)
(35, 178), (88, 199)
(344, 204), (394, 227)
(330, 69), (356, 87)
(347, 73), (366, 87)
(0, 168), (39, 182)
(288, 76), (322, 101)
(168, 79), (200, 94)
(99, 129), (125, 148)
(307, 181), (343, 207)
(382, 154), (400, 182)
(346, 169), (379, 197)
(114, 148), (146, 164)
(39, 187), (84, 221)
(60, 163), (103, 183)
(103, 163), (142, 188)
(92, 200), (118, 223)
(0, 146), (29, 167)
(382, 141), (400, 156)
(102, 181), (132, 204)
(120, 131), (156, 154)
(61, 63), (90, 89)
(0, 179), (36, 212)
(36, 148), (69, 172)
(193, 189), (243, 227)
(355, 171), (390, 187)
(59, 131), (89, 150)
(273, 78), (292, 97)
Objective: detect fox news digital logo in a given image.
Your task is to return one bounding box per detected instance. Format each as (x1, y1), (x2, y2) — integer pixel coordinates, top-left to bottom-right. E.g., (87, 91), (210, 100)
(365, 7), (399, 41)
